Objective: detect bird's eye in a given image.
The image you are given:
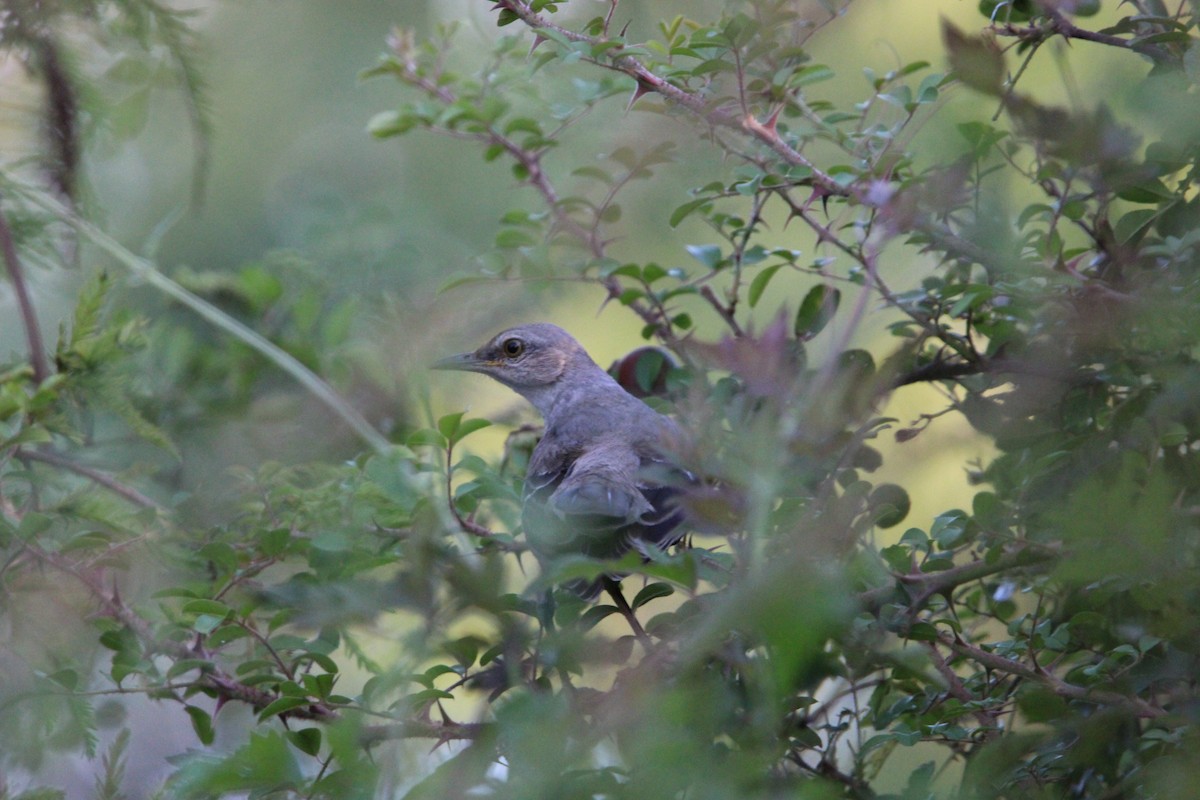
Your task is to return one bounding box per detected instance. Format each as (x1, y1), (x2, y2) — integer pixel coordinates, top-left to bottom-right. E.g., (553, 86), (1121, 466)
(501, 338), (524, 358)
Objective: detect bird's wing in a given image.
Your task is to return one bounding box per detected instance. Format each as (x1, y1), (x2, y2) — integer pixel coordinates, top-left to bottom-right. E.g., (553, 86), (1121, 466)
(522, 428), (687, 599)
(548, 442), (653, 522)
(523, 441), (652, 555)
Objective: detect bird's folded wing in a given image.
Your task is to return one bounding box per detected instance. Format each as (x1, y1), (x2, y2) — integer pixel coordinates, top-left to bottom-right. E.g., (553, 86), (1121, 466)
(549, 473), (653, 522)
(547, 442), (652, 523)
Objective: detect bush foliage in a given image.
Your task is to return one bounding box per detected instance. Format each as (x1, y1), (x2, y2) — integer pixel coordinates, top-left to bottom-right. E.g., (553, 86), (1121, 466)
(2, 1), (1200, 798)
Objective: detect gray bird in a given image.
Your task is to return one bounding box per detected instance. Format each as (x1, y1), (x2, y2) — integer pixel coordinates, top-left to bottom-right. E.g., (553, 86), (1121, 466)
(433, 323), (685, 599)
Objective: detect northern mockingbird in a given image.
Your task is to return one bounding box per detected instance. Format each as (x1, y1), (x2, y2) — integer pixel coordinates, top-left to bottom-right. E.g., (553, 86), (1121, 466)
(434, 323), (684, 600)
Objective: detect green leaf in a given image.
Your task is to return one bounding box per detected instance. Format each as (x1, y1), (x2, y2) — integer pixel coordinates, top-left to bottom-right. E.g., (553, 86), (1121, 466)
(906, 621), (938, 641)
(685, 244), (723, 269)
(46, 668), (79, 690)
(631, 582), (674, 609)
(748, 264), (784, 308)
(257, 696), (312, 721)
(444, 636), (481, 668)
(495, 228), (537, 248)
(0, 424), (53, 450)
(669, 197), (713, 227)
(181, 599), (232, 618)
(437, 412), (465, 440)
(794, 284), (841, 340)
(790, 64), (834, 86)
(580, 605), (620, 630)
(1113, 208), (1158, 244)
(288, 727), (322, 757)
(439, 413), (492, 445)
(167, 659), (212, 680)
(931, 510), (970, 549)
(633, 349), (666, 393)
(869, 484), (911, 529)
(407, 428), (448, 448)
(186, 705), (215, 745)
(880, 544), (911, 572)
(366, 110), (416, 138)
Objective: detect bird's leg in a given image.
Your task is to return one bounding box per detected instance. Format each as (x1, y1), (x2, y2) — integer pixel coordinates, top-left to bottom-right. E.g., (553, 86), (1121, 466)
(602, 577), (651, 647)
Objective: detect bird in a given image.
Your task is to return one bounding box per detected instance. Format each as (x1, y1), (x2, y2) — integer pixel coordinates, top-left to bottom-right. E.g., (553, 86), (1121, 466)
(433, 323), (685, 601)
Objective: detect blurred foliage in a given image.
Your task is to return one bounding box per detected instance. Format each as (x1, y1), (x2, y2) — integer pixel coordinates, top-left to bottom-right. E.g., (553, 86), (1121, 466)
(0, 0), (210, 203)
(3, 0), (1200, 798)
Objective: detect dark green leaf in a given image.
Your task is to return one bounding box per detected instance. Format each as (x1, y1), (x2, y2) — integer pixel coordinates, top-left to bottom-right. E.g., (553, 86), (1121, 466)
(631, 582), (674, 609)
(795, 284), (841, 340)
(186, 705), (215, 745)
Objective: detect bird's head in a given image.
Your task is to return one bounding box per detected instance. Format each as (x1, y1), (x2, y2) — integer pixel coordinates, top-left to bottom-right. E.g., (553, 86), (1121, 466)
(432, 323), (594, 391)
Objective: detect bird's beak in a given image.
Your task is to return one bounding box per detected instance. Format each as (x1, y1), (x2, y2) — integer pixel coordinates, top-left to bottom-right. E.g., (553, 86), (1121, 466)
(431, 352), (483, 372)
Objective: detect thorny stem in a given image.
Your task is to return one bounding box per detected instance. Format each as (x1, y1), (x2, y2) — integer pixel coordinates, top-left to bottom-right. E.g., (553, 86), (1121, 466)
(993, 9), (1174, 64)
(360, 719), (488, 746)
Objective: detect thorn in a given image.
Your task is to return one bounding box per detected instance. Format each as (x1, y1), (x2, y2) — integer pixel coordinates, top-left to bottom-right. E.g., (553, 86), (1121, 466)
(762, 105), (783, 135)
(626, 79), (653, 112)
(430, 730), (456, 753)
(619, 19), (632, 38)
(529, 33), (546, 55)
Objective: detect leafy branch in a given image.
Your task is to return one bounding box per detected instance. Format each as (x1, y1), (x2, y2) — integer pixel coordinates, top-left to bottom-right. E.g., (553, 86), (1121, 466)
(492, 0), (850, 196)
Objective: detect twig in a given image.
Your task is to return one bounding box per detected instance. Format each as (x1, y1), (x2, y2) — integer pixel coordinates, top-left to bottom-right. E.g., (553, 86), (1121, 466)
(445, 438), (520, 549)
(359, 719), (488, 746)
(858, 544), (1058, 613)
(994, 11), (1174, 64)
(935, 630), (1167, 719)
(924, 641), (1002, 738)
(603, 577), (651, 647)
(0, 198), (50, 384)
(699, 285), (742, 336)
(17, 448), (165, 512)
